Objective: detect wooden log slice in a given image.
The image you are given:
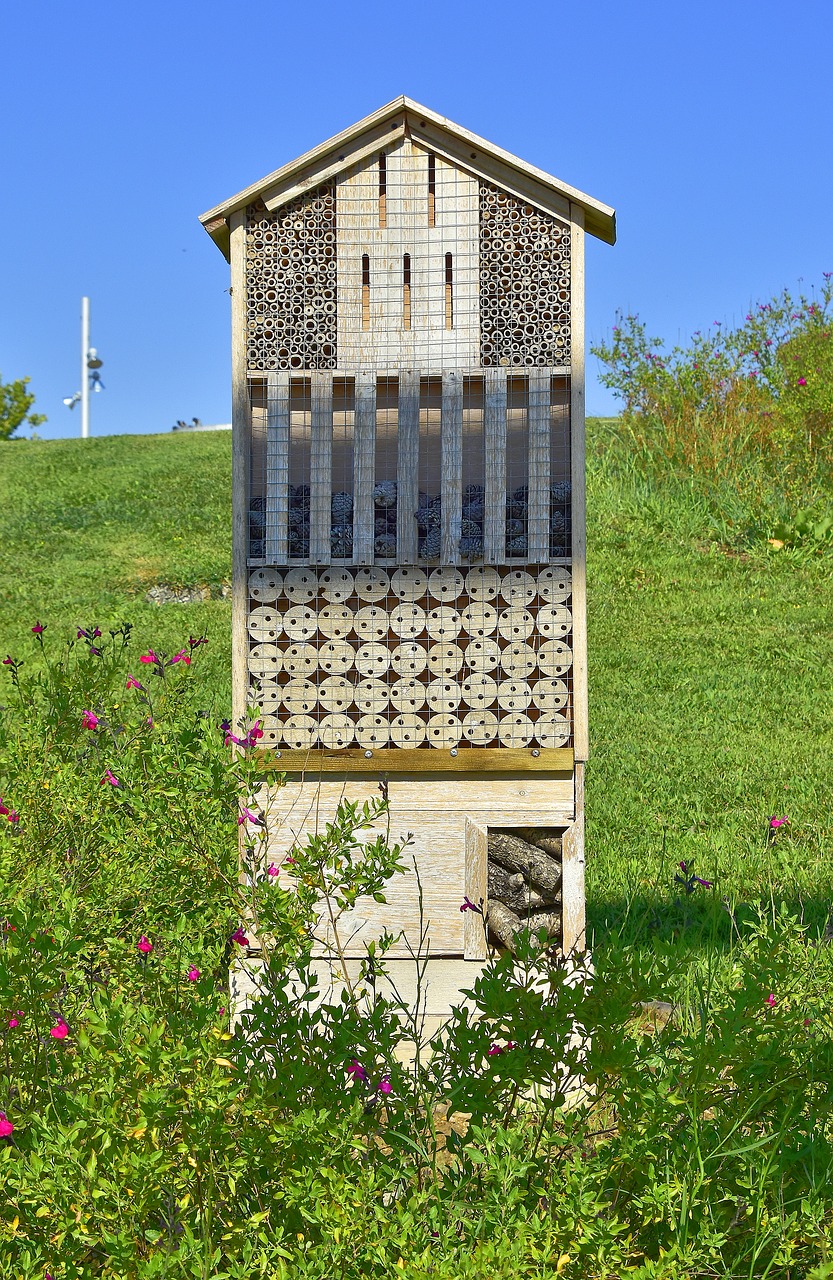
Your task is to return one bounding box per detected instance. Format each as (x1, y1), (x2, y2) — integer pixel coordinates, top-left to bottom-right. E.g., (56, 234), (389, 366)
(281, 680), (319, 715)
(525, 910), (563, 942)
(319, 567), (354, 602)
(317, 604), (354, 640)
(247, 605), (283, 642)
(355, 642), (390, 679)
(354, 678), (390, 715)
(318, 675), (354, 712)
(425, 713), (461, 749)
(498, 712), (534, 747)
(537, 604), (572, 641)
(426, 678), (461, 714)
(283, 567), (318, 603)
(282, 642), (318, 678)
(461, 709), (498, 745)
(460, 602), (498, 638)
(497, 679), (533, 712)
(319, 713), (354, 749)
(488, 831), (563, 894)
(354, 566), (390, 602)
(461, 672), (498, 709)
(391, 567), (427, 600)
(355, 714), (391, 748)
(391, 641), (428, 677)
(537, 640), (572, 678)
(464, 637), (501, 673)
(390, 713), (427, 747)
(465, 566), (501, 601)
(354, 605), (389, 642)
(391, 603), (427, 639)
(428, 567), (465, 601)
(499, 643), (537, 679)
(535, 713), (571, 748)
(537, 565), (572, 604)
(390, 677), (427, 713)
(248, 643), (283, 677)
(531, 677), (568, 713)
(281, 715), (318, 750)
(248, 569), (283, 603)
(283, 605), (318, 642)
(317, 640), (354, 676)
(427, 643), (465, 678)
(499, 569), (535, 606)
(253, 681), (282, 712)
(497, 607), (535, 643)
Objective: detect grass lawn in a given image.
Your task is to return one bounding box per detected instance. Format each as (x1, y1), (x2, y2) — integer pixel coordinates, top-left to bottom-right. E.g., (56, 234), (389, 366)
(2, 425), (832, 955)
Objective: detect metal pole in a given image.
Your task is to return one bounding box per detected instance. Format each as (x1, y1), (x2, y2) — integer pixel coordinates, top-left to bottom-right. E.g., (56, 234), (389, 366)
(81, 296), (90, 439)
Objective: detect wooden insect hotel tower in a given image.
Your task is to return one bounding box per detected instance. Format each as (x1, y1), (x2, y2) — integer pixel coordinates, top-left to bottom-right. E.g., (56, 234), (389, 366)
(201, 98), (615, 986)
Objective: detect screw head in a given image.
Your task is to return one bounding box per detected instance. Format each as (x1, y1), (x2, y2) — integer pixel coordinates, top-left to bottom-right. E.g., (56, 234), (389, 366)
(364, 750), (373, 758)
(532, 748), (540, 757)
(450, 748), (458, 757)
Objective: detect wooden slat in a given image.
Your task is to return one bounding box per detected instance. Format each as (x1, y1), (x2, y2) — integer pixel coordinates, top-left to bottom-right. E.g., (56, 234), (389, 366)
(464, 819), (489, 959)
(265, 372), (290, 562)
(397, 370), (420, 562)
(352, 371), (376, 563)
(441, 371), (463, 564)
(569, 206), (588, 761)
(483, 367), (507, 562)
(309, 371), (333, 563)
(255, 746), (574, 773)
(229, 210), (250, 732)
(561, 761), (586, 953)
(527, 369), (551, 561)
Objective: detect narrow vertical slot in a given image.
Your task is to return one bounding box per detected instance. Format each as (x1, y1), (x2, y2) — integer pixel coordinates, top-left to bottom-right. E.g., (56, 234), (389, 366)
(445, 253), (454, 330)
(361, 254), (370, 330)
(378, 153), (387, 228)
(403, 253), (411, 330)
(427, 153), (436, 227)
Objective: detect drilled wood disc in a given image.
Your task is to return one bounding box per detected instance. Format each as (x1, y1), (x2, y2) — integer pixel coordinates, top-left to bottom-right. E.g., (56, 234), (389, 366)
(465, 566), (501, 601)
(391, 567), (427, 600)
(425, 713), (462, 748)
(317, 604), (354, 640)
(355, 642), (390, 678)
(500, 569), (536, 606)
(391, 602), (427, 639)
(319, 567), (354, 602)
(317, 640), (354, 675)
(281, 680), (319, 715)
(426, 606), (461, 641)
(497, 679), (533, 712)
(427, 643), (465, 677)
(464, 637), (501, 672)
(461, 672), (498, 709)
(354, 605), (389, 642)
(390, 713), (427, 747)
(354, 678), (390, 715)
(538, 640), (573, 676)
(253, 681), (282, 711)
(498, 712), (535, 747)
(428, 567), (465, 601)
(283, 567), (318, 602)
(532, 677), (568, 712)
(390, 677), (427, 712)
(537, 604), (572, 640)
(282, 642), (318, 677)
(249, 568), (283, 603)
(319, 713), (353, 749)
(281, 715), (318, 750)
(355, 714), (391, 748)
(426, 678), (462, 713)
(462, 709), (499, 744)
(497, 607), (535, 643)
(500, 642), (537, 678)
(248, 643), (282, 676)
(317, 675), (354, 712)
(537, 566), (572, 603)
(354, 566), (390, 602)
(391, 642), (428, 677)
(283, 604), (318, 642)
(247, 605), (283, 641)
(535, 712), (570, 747)
(460, 602), (498, 638)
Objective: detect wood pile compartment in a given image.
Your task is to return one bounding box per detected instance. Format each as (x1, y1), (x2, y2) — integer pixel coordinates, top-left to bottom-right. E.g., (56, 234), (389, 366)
(486, 827), (565, 952)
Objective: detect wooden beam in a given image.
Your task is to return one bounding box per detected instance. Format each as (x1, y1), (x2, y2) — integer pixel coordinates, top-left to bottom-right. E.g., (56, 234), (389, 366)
(527, 369), (551, 561)
(254, 747), (574, 774)
(265, 372), (290, 563)
(309, 372), (333, 563)
(352, 371), (376, 563)
(230, 209), (250, 731)
(441, 371), (463, 564)
(464, 819), (489, 959)
(569, 205), (588, 762)
(561, 762), (586, 953)
(483, 368), (507, 564)
(397, 371), (420, 563)
(262, 124), (405, 212)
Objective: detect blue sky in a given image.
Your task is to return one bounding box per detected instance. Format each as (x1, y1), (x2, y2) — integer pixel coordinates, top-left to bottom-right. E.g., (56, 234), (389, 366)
(1, 0), (831, 438)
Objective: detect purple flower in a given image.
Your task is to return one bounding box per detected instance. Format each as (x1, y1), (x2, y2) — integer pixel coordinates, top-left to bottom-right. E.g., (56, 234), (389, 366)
(230, 927), (250, 947)
(266, 864), (279, 878)
(237, 807), (262, 827)
(346, 1059), (367, 1082)
(798, 377), (807, 387)
(459, 896), (482, 914)
(31, 622), (45, 635)
(187, 965), (200, 982)
(100, 769), (120, 788)
(377, 1076), (392, 1095)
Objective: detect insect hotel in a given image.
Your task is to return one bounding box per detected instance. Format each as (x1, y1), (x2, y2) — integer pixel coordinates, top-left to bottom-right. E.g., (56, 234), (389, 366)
(200, 98), (615, 1009)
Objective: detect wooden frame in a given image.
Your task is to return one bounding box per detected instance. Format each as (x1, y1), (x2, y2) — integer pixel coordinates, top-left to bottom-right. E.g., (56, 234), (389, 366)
(255, 748), (574, 774)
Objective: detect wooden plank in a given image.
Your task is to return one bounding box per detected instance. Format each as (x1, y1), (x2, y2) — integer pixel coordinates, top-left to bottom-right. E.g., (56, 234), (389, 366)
(230, 210), (250, 733)
(352, 371), (376, 562)
(464, 819), (489, 958)
(309, 371), (333, 563)
(441, 371), (463, 564)
(527, 369), (551, 561)
(483, 368), (507, 562)
(569, 206), (588, 761)
(397, 370), (420, 562)
(561, 761), (586, 953)
(265, 372), (290, 562)
(255, 746), (574, 773)
(262, 124), (406, 212)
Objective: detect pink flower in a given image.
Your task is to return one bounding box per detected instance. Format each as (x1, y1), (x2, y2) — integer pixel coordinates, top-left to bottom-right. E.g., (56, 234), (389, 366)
(89, 647), (102, 656)
(266, 864), (279, 878)
(139, 651), (159, 665)
(81, 710), (99, 730)
(230, 927), (250, 947)
(31, 622), (45, 635)
(766, 993), (776, 1008)
(238, 807), (261, 826)
(189, 635), (208, 649)
(49, 1019), (69, 1040)
(346, 1059), (367, 1082)
(284, 856), (296, 866)
(6, 810), (20, 825)
(169, 650), (191, 666)
(246, 721), (264, 746)
(377, 1077), (392, 1095)
(0, 1113), (14, 1137)
(0, 800), (6, 817)
(137, 935), (153, 954)
(804, 1017), (812, 1027)
(769, 816), (789, 830)
(126, 676), (142, 690)
(187, 965), (200, 982)
(459, 896), (482, 914)
(7, 1011), (22, 1029)
(2, 656), (14, 666)
(797, 377), (807, 386)
(100, 770), (120, 788)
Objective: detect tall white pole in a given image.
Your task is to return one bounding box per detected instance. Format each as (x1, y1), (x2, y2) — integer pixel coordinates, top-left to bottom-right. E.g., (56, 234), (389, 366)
(81, 296), (90, 439)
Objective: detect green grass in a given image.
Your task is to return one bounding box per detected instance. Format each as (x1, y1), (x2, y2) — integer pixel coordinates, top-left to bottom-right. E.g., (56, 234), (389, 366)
(2, 423), (832, 956)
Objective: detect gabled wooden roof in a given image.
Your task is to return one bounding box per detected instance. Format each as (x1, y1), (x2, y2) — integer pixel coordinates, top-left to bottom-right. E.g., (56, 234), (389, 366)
(199, 96), (616, 260)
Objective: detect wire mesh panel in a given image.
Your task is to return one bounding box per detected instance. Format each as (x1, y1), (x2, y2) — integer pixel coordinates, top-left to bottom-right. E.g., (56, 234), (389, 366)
(247, 564), (573, 752)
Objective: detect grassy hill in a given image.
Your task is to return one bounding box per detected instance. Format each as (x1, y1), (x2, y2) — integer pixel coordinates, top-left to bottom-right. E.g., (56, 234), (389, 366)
(2, 426), (832, 945)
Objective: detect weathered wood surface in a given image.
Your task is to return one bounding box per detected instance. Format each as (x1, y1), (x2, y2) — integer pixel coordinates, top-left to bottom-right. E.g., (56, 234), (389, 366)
(487, 861), (548, 913)
(486, 899), (524, 950)
(256, 747), (574, 775)
(488, 830), (563, 894)
(561, 760), (586, 953)
(570, 202), (588, 760)
(513, 829), (563, 859)
(352, 371), (376, 562)
(265, 371), (290, 562)
(230, 209), (250, 733)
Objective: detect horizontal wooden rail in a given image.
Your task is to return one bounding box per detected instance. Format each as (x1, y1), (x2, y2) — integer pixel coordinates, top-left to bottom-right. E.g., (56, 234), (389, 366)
(254, 746), (574, 774)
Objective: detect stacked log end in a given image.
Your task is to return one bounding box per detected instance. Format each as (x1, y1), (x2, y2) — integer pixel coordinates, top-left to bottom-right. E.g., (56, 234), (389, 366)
(486, 829), (563, 954)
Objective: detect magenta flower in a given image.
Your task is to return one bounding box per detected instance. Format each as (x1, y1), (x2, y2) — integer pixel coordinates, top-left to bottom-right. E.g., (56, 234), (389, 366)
(31, 622), (45, 635)
(0, 800), (6, 817)
(189, 635), (208, 649)
(6, 811), (19, 825)
(266, 863), (279, 878)
(377, 1077), (392, 1095)
(139, 651), (159, 665)
(238, 807), (262, 827)
(137, 935), (153, 954)
(89, 647), (102, 656)
(230, 927), (250, 947)
(169, 650), (191, 666)
(125, 676), (142, 690)
(100, 770), (120, 788)
(81, 710), (99, 730)
(246, 721), (264, 746)
(49, 1019), (69, 1040)
(187, 965), (200, 982)
(487, 1043), (503, 1056)
(0, 1113), (14, 1138)
(459, 896), (482, 914)
(346, 1059), (367, 1082)
(284, 856), (296, 866)
(766, 993), (776, 1008)
(769, 816), (789, 830)
(797, 377), (807, 387)
(2, 656), (14, 666)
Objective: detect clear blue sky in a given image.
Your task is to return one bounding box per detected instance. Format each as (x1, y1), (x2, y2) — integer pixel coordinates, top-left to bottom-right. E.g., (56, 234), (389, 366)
(2, 0), (831, 439)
